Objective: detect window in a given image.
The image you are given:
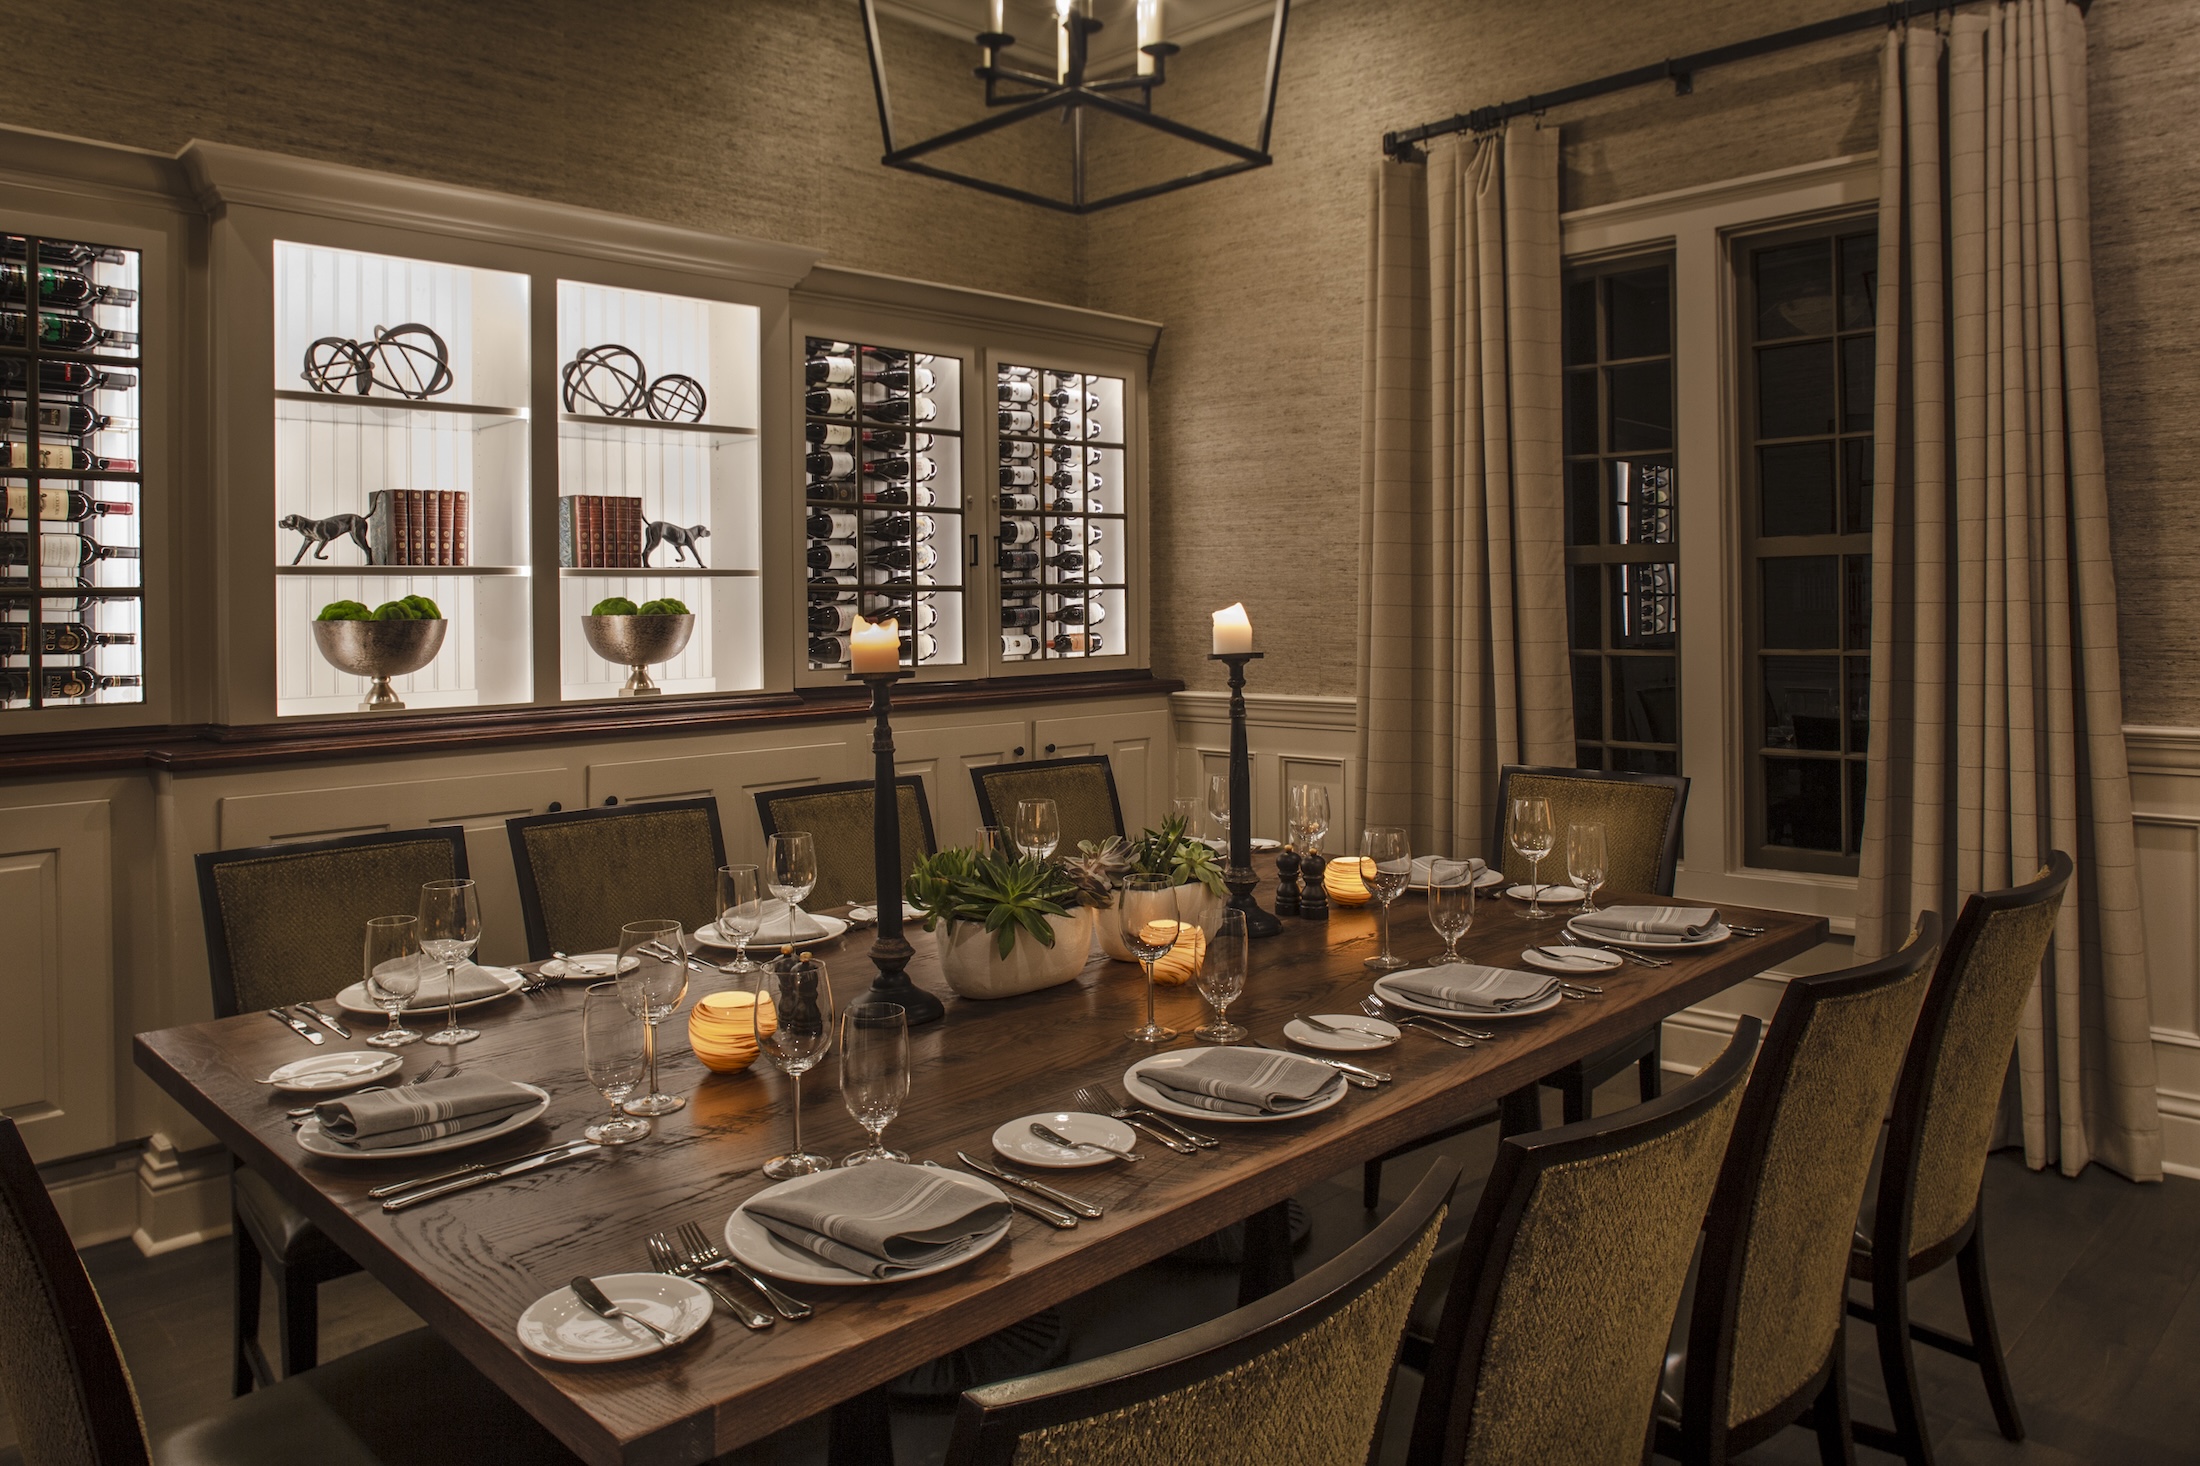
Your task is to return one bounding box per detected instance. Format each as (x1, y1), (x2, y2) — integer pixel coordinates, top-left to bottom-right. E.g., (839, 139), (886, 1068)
(1562, 255), (1678, 777)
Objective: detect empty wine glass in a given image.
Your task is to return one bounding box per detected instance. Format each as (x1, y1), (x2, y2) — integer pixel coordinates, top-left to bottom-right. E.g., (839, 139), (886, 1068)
(1297, 784), (1331, 855)
(757, 954), (836, 1179)
(362, 915), (422, 1048)
(1014, 798), (1060, 862)
(1195, 909), (1249, 1044)
(581, 982), (651, 1145)
(975, 825), (1007, 857)
(616, 919), (689, 1117)
(1121, 875), (1184, 1044)
(839, 1002), (910, 1166)
(1205, 772), (1232, 848)
(718, 864), (763, 972)
(1360, 827), (1412, 970)
(416, 879), (482, 1051)
(768, 832), (817, 937)
(1509, 796), (1558, 920)
(1567, 820), (1608, 915)
(1170, 795), (1201, 835)
(1427, 859), (1476, 964)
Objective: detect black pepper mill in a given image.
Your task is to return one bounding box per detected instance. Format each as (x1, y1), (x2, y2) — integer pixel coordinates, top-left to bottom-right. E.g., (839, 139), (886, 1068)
(1275, 844), (1302, 916)
(1299, 848), (1329, 919)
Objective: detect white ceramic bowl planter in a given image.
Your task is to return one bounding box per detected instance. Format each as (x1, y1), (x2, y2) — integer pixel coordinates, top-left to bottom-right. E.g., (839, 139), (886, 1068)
(1095, 882), (1227, 962)
(932, 906), (1096, 1000)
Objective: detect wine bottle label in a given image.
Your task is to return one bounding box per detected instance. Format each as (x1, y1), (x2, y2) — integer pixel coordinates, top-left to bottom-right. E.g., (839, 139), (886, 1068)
(807, 542), (858, 570)
(806, 449), (855, 478)
(806, 387), (857, 415)
(1000, 493), (1038, 512)
(1002, 606), (1041, 628)
(1000, 520), (1039, 545)
(807, 355), (856, 385)
(1000, 409), (1036, 433)
(806, 510), (858, 539)
(806, 422), (854, 447)
(4, 486), (129, 520)
(0, 440), (134, 472)
(999, 380), (1035, 403)
(1002, 632), (1037, 657)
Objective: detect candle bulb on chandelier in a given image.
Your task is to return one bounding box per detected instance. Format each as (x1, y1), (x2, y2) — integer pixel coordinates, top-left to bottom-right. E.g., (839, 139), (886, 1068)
(1211, 602), (1253, 655)
(989, 0), (1005, 35)
(850, 614), (900, 673)
(1137, 0), (1164, 75)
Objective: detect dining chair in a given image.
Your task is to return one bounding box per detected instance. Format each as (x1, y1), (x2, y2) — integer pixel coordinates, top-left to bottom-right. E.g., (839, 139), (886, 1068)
(1402, 1016), (1761, 1466)
(505, 797), (726, 961)
(754, 775), (936, 911)
(970, 754), (1126, 854)
(1655, 914), (1944, 1465)
(942, 1155), (1461, 1466)
(1846, 852), (2074, 1466)
(0, 1114), (583, 1466)
(194, 825), (469, 1393)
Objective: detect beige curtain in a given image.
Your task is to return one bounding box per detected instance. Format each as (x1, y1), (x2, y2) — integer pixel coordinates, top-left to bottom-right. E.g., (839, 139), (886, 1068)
(1355, 124), (1573, 855)
(1858, 1), (2160, 1181)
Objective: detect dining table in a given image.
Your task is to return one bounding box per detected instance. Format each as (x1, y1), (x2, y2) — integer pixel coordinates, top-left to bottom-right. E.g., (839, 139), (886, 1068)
(134, 866), (1826, 1466)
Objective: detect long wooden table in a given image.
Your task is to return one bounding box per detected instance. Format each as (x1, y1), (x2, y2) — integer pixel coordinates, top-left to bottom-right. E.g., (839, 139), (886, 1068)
(136, 880), (1825, 1465)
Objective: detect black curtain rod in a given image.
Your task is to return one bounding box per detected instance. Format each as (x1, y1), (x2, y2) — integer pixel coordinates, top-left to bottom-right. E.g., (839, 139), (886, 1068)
(1381, 0), (2089, 160)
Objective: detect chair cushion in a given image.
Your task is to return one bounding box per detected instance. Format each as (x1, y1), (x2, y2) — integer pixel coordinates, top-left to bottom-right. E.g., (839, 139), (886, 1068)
(233, 1167), (358, 1277)
(158, 1326), (582, 1465)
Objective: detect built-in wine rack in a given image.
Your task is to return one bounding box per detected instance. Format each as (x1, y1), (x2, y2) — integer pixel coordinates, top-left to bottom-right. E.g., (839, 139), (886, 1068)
(996, 361), (1126, 664)
(802, 338), (964, 671)
(1, 233), (144, 709)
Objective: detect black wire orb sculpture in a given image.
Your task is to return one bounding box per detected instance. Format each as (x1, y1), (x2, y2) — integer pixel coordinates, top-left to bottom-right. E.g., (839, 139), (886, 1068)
(301, 322), (453, 400)
(646, 373), (707, 424)
(301, 337), (372, 395)
(561, 343), (708, 423)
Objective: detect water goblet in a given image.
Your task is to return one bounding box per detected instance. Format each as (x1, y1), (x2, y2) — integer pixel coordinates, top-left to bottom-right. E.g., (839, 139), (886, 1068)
(1014, 798), (1060, 862)
(362, 915), (422, 1048)
(616, 919), (689, 1117)
(1170, 795), (1201, 834)
(1194, 909), (1249, 1044)
(1427, 859), (1476, 964)
(975, 825), (1007, 857)
(1121, 875), (1183, 1044)
(757, 954), (836, 1178)
(1567, 821), (1608, 915)
(718, 864), (763, 972)
(1509, 796), (1558, 920)
(768, 832), (817, 938)
(1297, 784), (1331, 855)
(416, 879), (482, 1052)
(1360, 827), (1412, 969)
(581, 983), (652, 1145)
(1205, 772), (1232, 846)
(839, 1002), (910, 1166)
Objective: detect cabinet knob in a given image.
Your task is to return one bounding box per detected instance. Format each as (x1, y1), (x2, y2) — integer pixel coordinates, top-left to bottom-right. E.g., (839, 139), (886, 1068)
(1044, 743), (1056, 754)
(548, 801), (562, 813)
(603, 795), (620, 807)
(1013, 746), (1025, 758)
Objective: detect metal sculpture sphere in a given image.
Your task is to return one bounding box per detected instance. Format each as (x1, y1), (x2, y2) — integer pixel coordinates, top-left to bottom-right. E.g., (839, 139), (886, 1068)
(560, 344), (648, 416)
(646, 372), (707, 423)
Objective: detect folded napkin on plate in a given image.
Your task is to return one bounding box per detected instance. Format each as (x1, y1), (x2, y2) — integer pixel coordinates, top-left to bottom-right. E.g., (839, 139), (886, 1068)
(1139, 1047), (1344, 1116)
(752, 899), (829, 943)
(407, 963), (513, 1006)
(744, 1161), (1012, 1279)
(1385, 964), (1561, 1013)
(1571, 904), (1721, 943)
(1411, 855), (1486, 885)
(313, 1074), (537, 1151)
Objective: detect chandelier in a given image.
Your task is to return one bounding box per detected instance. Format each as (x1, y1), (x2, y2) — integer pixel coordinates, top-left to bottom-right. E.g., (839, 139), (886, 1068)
(858, 0), (1292, 214)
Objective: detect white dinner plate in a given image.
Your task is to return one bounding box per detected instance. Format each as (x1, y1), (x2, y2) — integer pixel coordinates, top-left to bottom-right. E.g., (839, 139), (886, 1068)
(693, 914), (848, 950)
(516, 1273), (711, 1363)
(263, 1051), (403, 1093)
(1283, 1015), (1399, 1052)
(293, 1083), (551, 1160)
(539, 952), (631, 981)
(847, 903), (925, 926)
(1371, 973), (1566, 1022)
(1563, 918), (1733, 950)
(992, 1111), (1139, 1168)
(1519, 944), (1625, 975)
(1121, 1047), (1350, 1124)
(723, 1168), (1012, 1286)
(334, 965), (526, 1017)
(1505, 884), (1586, 904)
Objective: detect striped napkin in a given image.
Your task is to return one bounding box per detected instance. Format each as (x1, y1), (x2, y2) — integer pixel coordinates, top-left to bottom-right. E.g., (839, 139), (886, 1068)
(752, 899), (829, 943)
(744, 1161), (1012, 1278)
(1384, 964), (1561, 1013)
(312, 1074), (538, 1150)
(408, 963), (513, 1007)
(1571, 904), (1722, 944)
(1139, 1048), (1344, 1116)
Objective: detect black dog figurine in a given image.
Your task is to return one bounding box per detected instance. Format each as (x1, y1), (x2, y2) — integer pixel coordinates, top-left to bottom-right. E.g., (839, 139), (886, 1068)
(644, 521), (709, 568)
(280, 512), (373, 565)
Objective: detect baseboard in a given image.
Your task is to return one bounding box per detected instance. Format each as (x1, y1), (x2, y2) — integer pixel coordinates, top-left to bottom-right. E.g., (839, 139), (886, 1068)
(38, 1145), (143, 1248)
(130, 1133), (232, 1256)
(2156, 1088), (2200, 1181)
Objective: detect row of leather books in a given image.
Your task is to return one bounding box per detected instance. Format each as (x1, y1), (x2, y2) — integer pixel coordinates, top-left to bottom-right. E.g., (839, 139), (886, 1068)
(366, 489), (470, 566)
(558, 494), (645, 568)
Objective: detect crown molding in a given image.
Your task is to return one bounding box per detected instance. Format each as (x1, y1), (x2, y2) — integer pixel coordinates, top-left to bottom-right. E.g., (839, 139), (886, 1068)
(797, 263), (1162, 353)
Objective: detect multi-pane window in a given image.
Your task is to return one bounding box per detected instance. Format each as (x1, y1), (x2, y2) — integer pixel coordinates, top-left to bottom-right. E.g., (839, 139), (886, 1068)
(1562, 256), (1678, 777)
(1740, 224), (1876, 872)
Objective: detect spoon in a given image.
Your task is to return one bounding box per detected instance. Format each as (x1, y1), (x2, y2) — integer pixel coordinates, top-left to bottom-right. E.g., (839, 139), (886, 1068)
(1030, 1121), (1139, 1163)
(569, 1275), (675, 1347)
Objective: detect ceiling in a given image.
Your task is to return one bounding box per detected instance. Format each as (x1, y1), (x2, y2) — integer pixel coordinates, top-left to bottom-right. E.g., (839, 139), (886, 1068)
(875, 0), (1285, 69)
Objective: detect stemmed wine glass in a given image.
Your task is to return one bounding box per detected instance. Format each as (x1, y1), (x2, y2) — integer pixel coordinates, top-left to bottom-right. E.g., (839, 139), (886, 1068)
(616, 919), (689, 1117)
(1195, 909), (1249, 1044)
(1567, 821), (1608, 915)
(581, 982), (652, 1145)
(757, 954), (836, 1179)
(1427, 859), (1476, 965)
(975, 825), (1007, 857)
(1121, 875), (1183, 1044)
(1360, 827), (1412, 970)
(1289, 783), (1331, 856)
(1205, 772), (1232, 847)
(416, 879), (482, 1050)
(1509, 796), (1558, 920)
(839, 1002), (910, 1166)
(1170, 795), (1200, 832)
(718, 864), (763, 973)
(1014, 798), (1060, 861)
(768, 832), (817, 941)
(362, 915), (422, 1048)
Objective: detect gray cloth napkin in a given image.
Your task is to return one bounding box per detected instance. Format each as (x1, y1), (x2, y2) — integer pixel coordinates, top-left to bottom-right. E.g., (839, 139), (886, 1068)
(1385, 964), (1561, 1013)
(1571, 904), (1722, 943)
(313, 1074), (537, 1150)
(744, 1161), (1012, 1278)
(752, 899), (828, 943)
(1138, 1048), (1345, 1117)
(407, 962), (512, 1006)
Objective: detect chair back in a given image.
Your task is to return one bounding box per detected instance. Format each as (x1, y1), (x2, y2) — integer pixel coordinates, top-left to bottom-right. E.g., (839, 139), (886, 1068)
(946, 1157), (1461, 1466)
(505, 799), (727, 961)
(1681, 914), (1942, 1441)
(1407, 1017), (1761, 1466)
(0, 1115), (152, 1466)
(970, 756), (1125, 855)
(1490, 765), (1688, 895)
(195, 827), (470, 1017)
(1879, 852), (2073, 1269)
(754, 777), (936, 912)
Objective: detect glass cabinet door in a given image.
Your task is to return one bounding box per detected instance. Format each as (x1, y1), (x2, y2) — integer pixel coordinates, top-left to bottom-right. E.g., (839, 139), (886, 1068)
(994, 360), (1127, 666)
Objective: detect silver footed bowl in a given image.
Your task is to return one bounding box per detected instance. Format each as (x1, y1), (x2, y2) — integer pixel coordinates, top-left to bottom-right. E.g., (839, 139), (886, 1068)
(580, 613), (694, 667)
(310, 617), (446, 679)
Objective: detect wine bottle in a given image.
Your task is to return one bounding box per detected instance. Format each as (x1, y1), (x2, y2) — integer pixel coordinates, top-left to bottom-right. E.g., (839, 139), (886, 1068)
(1, 400), (132, 437)
(0, 311), (138, 353)
(0, 440), (137, 472)
(809, 630), (937, 662)
(809, 569), (859, 591)
(806, 508), (858, 539)
(866, 365), (935, 393)
(862, 483), (935, 508)
(1000, 464), (1039, 488)
(1044, 548), (1094, 573)
(806, 386), (857, 416)
(806, 541), (857, 571)
(808, 600), (857, 633)
(1000, 518), (1039, 546)
(859, 345), (924, 366)
(1047, 521), (1104, 547)
(863, 429), (932, 453)
(1044, 595), (1107, 624)
(867, 395), (936, 424)
(998, 548), (1040, 573)
(805, 354), (856, 386)
(0, 360), (134, 394)
(805, 448), (855, 479)
(1000, 439), (1038, 460)
(1043, 370), (1084, 389)
(861, 564), (936, 587)
(864, 542), (938, 572)
(806, 420), (854, 447)
(1000, 492), (1039, 513)
(2, 238), (127, 268)
(1047, 443), (1102, 465)
(0, 532), (139, 570)
(1050, 632), (1103, 654)
(0, 621), (135, 655)
(870, 598), (938, 631)
(0, 264), (138, 310)
(863, 454), (935, 482)
(998, 379), (1036, 404)
(1001, 363), (1036, 380)
(999, 407), (1037, 434)
(1001, 631), (1037, 658)
(808, 481), (859, 505)
(866, 513), (935, 543)
(1049, 469), (1104, 492)
(1002, 605), (1042, 629)
(1, 666), (141, 700)
(1047, 388), (1102, 412)
(3, 486), (132, 521)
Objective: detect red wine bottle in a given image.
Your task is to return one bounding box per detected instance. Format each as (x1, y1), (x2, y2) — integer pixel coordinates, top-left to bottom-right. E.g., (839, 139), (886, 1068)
(864, 542), (938, 572)
(0, 263), (138, 310)
(1049, 632), (1103, 653)
(866, 365), (935, 393)
(806, 448), (855, 479)
(1000, 438), (1038, 460)
(1, 399), (132, 436)
(1000, 518), (1040, 546)
(2, 238), (127, 268)
(998, 548), (1041, 573)
(808, 600), (857, 633)
(805, 354), (856, 386)
(867, 395), (936, 424)
(806, 386), (856, 416)
(0, 621), (134, 655)
(0, 311), (137, 353)
(1001, 631), (1038, 658)
(806, 508), (858, 539)
(863, 454), (934, 482)
(1, 666), (141, 700)
(1000, 492), (1039, 512)
(0, 440), (136, 472)
(0, 360), (134, 394)
(999, 407), (1037, 434)
(866, 513), (935, 543)
(806, 420), (853, 447)
(862, 483), (935, 507)
(863, 428), (932, 453)
(4, 486), (133, 520)
(806, 541), (857, 571)
(1002, 605), (1042, 629)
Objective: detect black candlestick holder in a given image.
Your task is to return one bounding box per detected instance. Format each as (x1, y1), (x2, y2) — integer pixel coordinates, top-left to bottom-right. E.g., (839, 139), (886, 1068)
(1208, 651), (1282, 938)
(855, 668), (943, 1025)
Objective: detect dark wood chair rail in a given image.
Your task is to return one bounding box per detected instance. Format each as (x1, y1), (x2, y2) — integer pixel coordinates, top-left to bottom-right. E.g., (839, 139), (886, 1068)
(134, 876), (1825, 1466)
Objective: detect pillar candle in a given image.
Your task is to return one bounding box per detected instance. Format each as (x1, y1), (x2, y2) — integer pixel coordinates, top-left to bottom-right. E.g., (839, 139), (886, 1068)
(1211, 602), (1252, 654)
(851, 614), (900, 673)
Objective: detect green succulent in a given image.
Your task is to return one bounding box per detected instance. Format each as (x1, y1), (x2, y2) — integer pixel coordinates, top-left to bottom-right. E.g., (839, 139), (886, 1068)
(590, 596), (640, 617)
(315, 599), (372, 622)
(905, 846), (1088, 959)
(636, 597), (690, 616)
(1061, 836), (1133, 909)
(1127, 814), (1227, 897)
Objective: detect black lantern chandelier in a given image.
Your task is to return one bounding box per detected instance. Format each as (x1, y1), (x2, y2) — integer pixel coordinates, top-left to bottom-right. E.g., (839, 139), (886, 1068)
(858, 0), (1292, 214)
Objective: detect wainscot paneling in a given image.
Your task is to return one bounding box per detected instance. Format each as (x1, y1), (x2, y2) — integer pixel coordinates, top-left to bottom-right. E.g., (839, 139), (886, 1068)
(0, 799), (117, 1161)
(1034, 707), (1172, 837)
(1171, 690), (1358, 845)
(2127, 726), (2200, 1178)
(887, 717), (1032, 849)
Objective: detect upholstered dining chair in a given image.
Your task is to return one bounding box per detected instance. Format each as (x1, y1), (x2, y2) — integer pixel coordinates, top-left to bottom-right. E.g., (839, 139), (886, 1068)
(505, 797), (726, 961)
(970, 755), (1126, 855)
(1402, 1017), (1761, 1466)
(1655, 914), (1944, 1465)
(0, 1114), (582, 1466)
(754, 776), (936, 911)
(194, 825), (468, 1392)
(943, 1155), (1459, 1466)
(1846, 852), (2074, 1466)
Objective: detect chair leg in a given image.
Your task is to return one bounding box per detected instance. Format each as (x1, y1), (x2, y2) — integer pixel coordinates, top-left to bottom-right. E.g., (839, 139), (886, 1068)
(1638, 1026), (1664, 1103)
(1954, 1222), (2024, 1441)
(1870, 1269), (1935, 1466)
(1559, 1071), (1589, 1125)
(274, 1257), (319, 1380)
(1812, 1330), (1858, 1466)
(1498, 1084), (1541, 1138)
(1362, 1158), (1383, 1210)
(231, 1209), (263, 1396)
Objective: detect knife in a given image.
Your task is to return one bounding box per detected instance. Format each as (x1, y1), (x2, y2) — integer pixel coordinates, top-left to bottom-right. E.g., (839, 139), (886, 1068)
(267, 1008), (324, 1045)
(922, 1160), (1075, 1229)
(955, 1151), (1104, 1218)
(381, 1141), (601, 1211)
(294, 1002), (352, 1041)
(1305, 1056), (1391, 1084)
(367, 1140), (594, 1200)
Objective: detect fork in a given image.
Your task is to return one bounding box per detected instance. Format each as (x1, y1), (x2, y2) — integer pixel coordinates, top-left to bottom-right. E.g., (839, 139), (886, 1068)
(1566, 936), (1671, 968)
(1073, 1084), (1211, 1152)
(648, 1231), (773, 1330)
(678, 1221), (812, 1321)
(1361, 994), (1491, 1043)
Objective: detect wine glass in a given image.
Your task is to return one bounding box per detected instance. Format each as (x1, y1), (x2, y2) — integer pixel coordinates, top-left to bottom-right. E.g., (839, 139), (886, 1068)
(1014, 798), (1060, 862)
(416, 879), (482, 1051)
(757, 954), (836, 1179)
(718, 864), (763, 973)
(1360, 827), (1412, 970)
(1195, 909), (1249, 1044)
(839, 1002), (910, 1166)
(1299, 784), (1331, 855)
(1567, 820), (1609, 915)
(362, 915), (422, 1048)
(1427, 859), (1476, 965)
(581, 982), (652, 1145)
(1170, 795), (1200, 834)
(616, 919), (689, 1117)
(768, 832), (817, 937)
(1205, 772), (1232, 847)
(975, 825), (1007, 857)
(1509, 796), (1558, 920)
(1121, 875), (1183, 1044)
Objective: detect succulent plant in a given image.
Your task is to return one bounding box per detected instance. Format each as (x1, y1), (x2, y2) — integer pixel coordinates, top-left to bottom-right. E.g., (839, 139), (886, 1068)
(1061, 835), (1134, 908)
(905, 847), (1091, 958)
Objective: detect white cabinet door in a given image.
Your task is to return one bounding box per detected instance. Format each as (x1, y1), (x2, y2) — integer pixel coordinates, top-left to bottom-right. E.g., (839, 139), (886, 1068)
(891, 719), (1032, 847)
(1032, 706), (1171, 835)
(0, 800), (115, 1161)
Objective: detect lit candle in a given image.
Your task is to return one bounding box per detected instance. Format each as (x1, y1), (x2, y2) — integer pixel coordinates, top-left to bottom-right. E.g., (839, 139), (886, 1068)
(1056, 0), (1073, 80)
(989, 0), (1005, 35)
(851, 614), (900, 673)
(1136, 0), (1163, 75)
(1211, 602), (1253, 654)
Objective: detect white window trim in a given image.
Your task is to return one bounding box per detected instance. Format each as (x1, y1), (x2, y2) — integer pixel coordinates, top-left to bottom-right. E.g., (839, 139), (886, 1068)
(1561, 153), (1879, 933)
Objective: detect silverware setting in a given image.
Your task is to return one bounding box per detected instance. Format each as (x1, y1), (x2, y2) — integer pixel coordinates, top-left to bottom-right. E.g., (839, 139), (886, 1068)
(266, 1008), (324, 1045)
(1360, 995), (1490, 1043)
(955, 1150), (1104, 1219)
(570, 1273), (677, 1346)
(1564, 936), (1671, 968)
(293, 1001), (352, 1040)
(1727, 923), (1766, 938)
(925, 1159), (1076, 1228)
(379, 1140), (600, 1212)
(1030, 1120), (1139, 1163)
(677, 1221), (811, 1321)
(1074, 1083), (1218, 1151)
(1300, 1055), (1390, 1084)
(1294, 1011), (1393, 1039)
(648, 1231), (772, 1330)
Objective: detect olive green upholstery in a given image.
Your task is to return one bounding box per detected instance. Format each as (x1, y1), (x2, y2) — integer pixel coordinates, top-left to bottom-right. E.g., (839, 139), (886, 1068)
(506, 800), (725, 961)
(971, 757), (1124, 855)
(755, 778), (935, 911)
(1493, 766), (1686, 895)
